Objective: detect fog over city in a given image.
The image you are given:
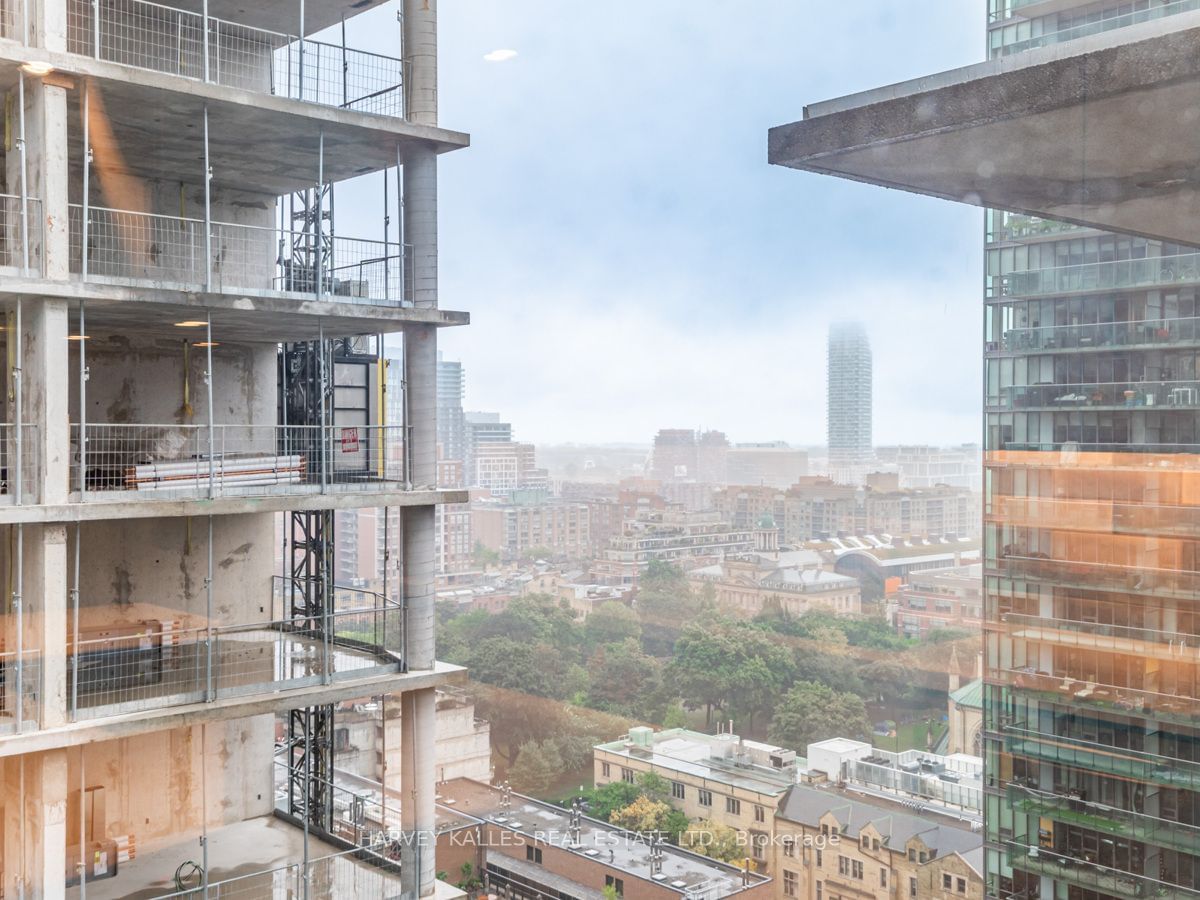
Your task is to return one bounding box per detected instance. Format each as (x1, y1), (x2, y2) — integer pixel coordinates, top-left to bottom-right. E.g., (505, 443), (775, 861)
(336, 2), (986, 445)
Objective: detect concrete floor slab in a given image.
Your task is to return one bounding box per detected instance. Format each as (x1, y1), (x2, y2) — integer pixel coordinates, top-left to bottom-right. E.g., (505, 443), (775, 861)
(769, 11), (1200, 246)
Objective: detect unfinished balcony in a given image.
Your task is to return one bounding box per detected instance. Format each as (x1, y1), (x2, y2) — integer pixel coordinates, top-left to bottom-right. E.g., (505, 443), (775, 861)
(69, 423), (407, 503)
(69, 205), (412, 307)
(64, 0), (406, 117)
(66, 577), (403, 723)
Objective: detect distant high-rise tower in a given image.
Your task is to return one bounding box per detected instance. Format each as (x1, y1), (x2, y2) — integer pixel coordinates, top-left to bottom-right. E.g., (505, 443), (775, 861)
(437, 352), (467, 470)
(827, 321), (873, 483)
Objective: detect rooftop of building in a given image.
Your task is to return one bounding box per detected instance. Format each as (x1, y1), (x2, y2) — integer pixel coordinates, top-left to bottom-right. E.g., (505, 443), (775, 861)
(778, 783), (982, 870)
(595, 728), (799, 796)
(949, 679), (984, 711)
(435, 779), (770, 897)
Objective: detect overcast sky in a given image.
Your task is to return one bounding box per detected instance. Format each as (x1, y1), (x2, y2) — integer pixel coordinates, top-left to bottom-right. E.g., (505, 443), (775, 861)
(343, 3), (986, 446)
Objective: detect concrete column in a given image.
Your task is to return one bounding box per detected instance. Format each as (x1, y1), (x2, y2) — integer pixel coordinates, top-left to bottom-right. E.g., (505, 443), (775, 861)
(405, 325), (437, 490)
(3, 749), (68, 899)
(24, 299), (70, 505)
(402, 0), (437, 127)
(22, 524), (68, 728)
(14, 75), (70, 280)
(404, 149), (438, 310)
(27, 0), (67, 51)
(399, 688), (436, 898)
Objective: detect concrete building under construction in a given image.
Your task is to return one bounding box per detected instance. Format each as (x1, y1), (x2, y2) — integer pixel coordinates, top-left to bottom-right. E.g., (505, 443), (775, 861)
(0, 0), (468, 896)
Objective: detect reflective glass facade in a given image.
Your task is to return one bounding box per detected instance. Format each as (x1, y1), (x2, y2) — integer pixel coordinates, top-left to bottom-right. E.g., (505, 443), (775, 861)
(983, 6), (1200, 899)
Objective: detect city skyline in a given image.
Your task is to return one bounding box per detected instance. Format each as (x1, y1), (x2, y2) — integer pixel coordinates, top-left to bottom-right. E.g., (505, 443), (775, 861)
(331, 1), (985, 447)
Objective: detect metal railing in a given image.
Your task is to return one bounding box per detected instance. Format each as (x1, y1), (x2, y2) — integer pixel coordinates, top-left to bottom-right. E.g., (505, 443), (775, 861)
(66, 0), (405, 117)
(69, 602), (402, 721)
(0, 194), (43, 275)
(0, 650), (41, 735)
(0, 423), (39, 504)
(993, 379), (1200, 410)
(69, 424), (406, 499)
(148, 842), (413, 899)
(69, 204), (410, 305)
(988, 252), (1200, 299)
(993, 317), (1200, 353)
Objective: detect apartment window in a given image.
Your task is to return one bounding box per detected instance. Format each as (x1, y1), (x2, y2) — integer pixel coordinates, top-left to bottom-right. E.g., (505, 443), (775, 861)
(525, 845), (542, 864)
(783, 870), (798, 897)
(754, 804), (765, 823)
(881, 868), (888, 888)
(672, 781), (685, 800)
(601, 762), (611, 778)
(699, 789), (712, 807)
(837, 857), (863, 879)
(783, 837), (796, 858)
(910, 876), (918, 898)
(620, 767), (634, 784)
(908, 849), (916, 862)
(815, 882), (822, 900)
(943, 874), (953, 890)
(861, 834), (870, 849)
(726, 796), (741, 815)
(957, 877), (967, 894)
(816, 849), (823, 867)
(605, 875), (624, 897)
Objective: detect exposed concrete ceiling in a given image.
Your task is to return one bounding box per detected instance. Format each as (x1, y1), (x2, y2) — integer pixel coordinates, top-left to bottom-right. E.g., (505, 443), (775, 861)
(0, 48), (468, 197)
(769, 14), (1200, 247)
(158, 0), (391, 38)
(2, 279), (468, 343)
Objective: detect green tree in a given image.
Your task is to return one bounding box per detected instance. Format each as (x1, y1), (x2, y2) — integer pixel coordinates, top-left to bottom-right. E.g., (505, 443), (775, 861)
(768, 680), (871, 749)
(667, 619), (794, 732)
(661, 702), (689, 729)
(585, 639), (668, 721)
(635, 771), (671, 804)
(585, 601), (642, 648)
(472, 540), (500, 570)
(462, 636), (571, 699)
(584, 781), (641, 820)
(508, 739), (564, 796)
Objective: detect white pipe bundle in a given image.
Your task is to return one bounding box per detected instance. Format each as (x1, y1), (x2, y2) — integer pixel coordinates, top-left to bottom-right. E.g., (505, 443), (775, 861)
(127, 454), (306, 491)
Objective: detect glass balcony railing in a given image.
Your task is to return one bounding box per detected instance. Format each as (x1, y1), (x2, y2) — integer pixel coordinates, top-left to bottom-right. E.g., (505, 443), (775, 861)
(991, 554), (1200, 601)
(992, 379), (1200, 411)
(995, 668), (1200, 731)
(991, 0), (1200, 53)
(1008, 783), (1200, 858)
(991, 317), (1200, 354)
(69, 205), (412, 306)
(1004, 841), (1200, 898)
(1003, 724), (1200, 791)
(998, 612), (1200, 654)
(989, 445), (1200, 465)
(64, 0), (406, 117)
(988, 253), (1200, 299)
(69, 423), (409, 501)
(988, 496), (1200, 538)
(986, 210), (1087, 243)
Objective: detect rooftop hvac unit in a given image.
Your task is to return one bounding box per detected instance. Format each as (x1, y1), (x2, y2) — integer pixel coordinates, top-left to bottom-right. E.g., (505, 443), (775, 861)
(770, 750), (797, 769)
